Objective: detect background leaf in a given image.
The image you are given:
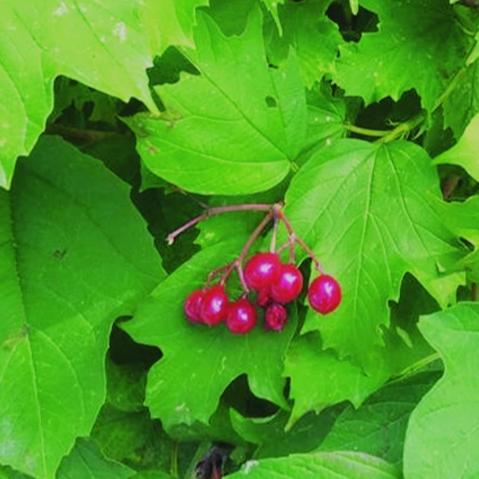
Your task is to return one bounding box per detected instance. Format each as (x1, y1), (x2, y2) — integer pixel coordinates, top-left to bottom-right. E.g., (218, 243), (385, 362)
(0, 0), (156, 188)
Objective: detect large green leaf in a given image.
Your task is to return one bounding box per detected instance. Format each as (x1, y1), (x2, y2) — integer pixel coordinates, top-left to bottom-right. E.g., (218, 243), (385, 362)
(404, 303), (479, 479)
(122, 241), (297, 431)
(224, 451), (399, 479)
(127, 7), (307, 195)
(283, 139), (464, 371)
(0, 136), (164, 479)
(319, 372), (439, 466)
(0, 1), (156, 189)
(333, 0), (470, 111)
(434, 113), (479, 181)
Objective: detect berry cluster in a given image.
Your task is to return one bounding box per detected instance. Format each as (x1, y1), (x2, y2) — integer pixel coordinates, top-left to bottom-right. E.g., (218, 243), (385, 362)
(169, 203), (342, 335)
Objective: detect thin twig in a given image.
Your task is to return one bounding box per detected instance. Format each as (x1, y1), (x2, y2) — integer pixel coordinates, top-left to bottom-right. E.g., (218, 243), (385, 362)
(166, 203), (273, 244)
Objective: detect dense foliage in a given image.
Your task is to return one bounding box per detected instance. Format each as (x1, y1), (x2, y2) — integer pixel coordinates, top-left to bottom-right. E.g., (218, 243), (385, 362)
(1, 0), (479, 478)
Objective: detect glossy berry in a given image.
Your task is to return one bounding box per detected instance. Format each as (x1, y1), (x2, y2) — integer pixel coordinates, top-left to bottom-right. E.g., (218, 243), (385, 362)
(226, 298), (257, 334)
(270, 264), (304, 304)
(256, 288), (271, 308)
(264, 303), (288, 331)
(308, 275), (342, 314)
(200, 285), (229, 326)
(184, 289), (205, 323)
(244, 252), (281, 290)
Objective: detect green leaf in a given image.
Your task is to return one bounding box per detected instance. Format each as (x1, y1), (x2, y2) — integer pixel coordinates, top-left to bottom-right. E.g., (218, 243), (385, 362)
(349, 0), (359, 15)
(434, 113), (479, 181)
(333, 0), (471, 111)
(122, 241), (297, 431)
(0, 136), (164, 479)
(284, 139), (464, 371)
(230, 407), (340, 459)
(105, 359), (146, 413)
(319, 372), (439, 466)
(443, 61), (479, 138)
(272, 0), (344, 87)
(57, 439), (134, 479)
(141, 0), (208, 54)
(91, 405), (169, 471)
(127, 7), (307, 195)
(0, 0), (156, 189)
(404, 303), (479, 479)
(224, 451), (400, 479)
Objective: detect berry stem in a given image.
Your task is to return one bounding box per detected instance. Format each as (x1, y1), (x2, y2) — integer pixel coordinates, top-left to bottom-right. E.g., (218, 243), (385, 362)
(270, 216), (279, 253)
(207, 263), (233, 286)
(166, 203), (274, 244)
(276, 209), (324, 273)
(219, 210), (275, 291)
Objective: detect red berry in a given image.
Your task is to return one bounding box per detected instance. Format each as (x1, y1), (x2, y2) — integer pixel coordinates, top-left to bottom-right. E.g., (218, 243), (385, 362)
(226, 298), (257, 334)
(264, 303), (288, 331)
(244, 252), (281, 290)
(256, 288), (271, 308)
(270, 264), (304, 304)
(200, 285), (229, 326)
(184, 289), (205, 323)
(308, 275), (342, 314)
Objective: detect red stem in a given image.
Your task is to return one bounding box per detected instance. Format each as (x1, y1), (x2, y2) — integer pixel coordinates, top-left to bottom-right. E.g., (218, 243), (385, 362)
(166, 203), (273, 244)
(276, 209), (324, 273)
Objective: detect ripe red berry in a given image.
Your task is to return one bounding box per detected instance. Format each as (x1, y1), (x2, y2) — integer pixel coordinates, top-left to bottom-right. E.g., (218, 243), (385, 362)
(270, 264), (304, 304)
(184, 289), (205, 323)
(256, 288), (271, 308)
(264, 303), (288, 331)
(308, 275), (342, 314)
(200, 285), (229, 326)
(244, 252), (281, 290)
(226, 298), (257, 334)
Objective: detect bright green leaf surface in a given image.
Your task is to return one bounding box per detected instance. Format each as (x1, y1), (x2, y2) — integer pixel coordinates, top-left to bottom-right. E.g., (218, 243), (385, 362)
(284, 139), (463, 371)
(0, 1), (155, 189)
(224, 451), (399, 479)
(0, 136), (163, 479)
(141, 0), (208, 54)
(404, 303), (479, 479)
(435, 113), (479, 181)
(333, 0), (470, 111)
(122, 241), (296, 431)
(128, 7), (307, 195)
(319, 372), (439, 466)
(57, 439), (134, 479)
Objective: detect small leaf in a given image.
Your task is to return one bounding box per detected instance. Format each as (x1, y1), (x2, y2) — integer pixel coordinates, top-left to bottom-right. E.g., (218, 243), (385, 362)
(434, 113), (479, 181)
(224, 451), (400, 479)
(319, 372), (439, 466)
(404, 303), (479, 478)
(57, 439), (134, 479)
(333, 0), (471, 112)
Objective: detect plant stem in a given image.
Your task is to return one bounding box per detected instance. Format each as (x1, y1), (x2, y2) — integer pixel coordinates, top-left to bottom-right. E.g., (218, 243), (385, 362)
(276, 209), (324, 272)
(220, 210), (275, 291)
(343, 124), (391, 137)
(442, 174), (461, 199)
(166, 203), (273, 244)
(47, 124), (119, 141)
(270, 216), (279, 253)
(376, 113), (425, 144)
(170, 441), (179, 478)
(472, 282), (478, 301)
(389, 352), (441, 384)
